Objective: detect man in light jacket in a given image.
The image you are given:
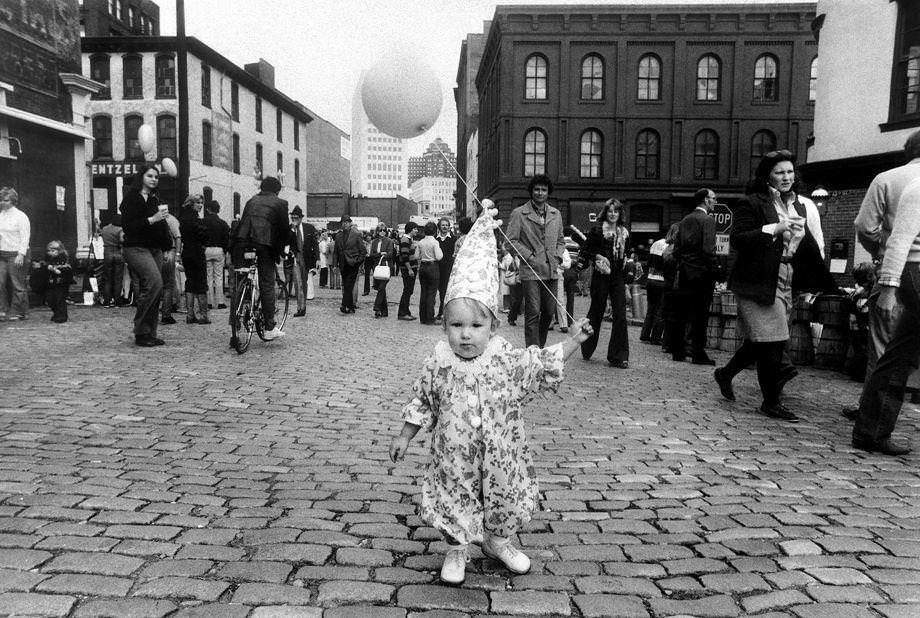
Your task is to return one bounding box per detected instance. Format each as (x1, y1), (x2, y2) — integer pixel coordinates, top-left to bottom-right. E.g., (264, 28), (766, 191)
(507, 174), (566, 347)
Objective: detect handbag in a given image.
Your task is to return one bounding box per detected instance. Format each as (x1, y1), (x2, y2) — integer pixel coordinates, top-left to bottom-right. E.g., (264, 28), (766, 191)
(372, 256), (390, 281)
(503, 257), (520, 285)
(594, 254), (611, 275)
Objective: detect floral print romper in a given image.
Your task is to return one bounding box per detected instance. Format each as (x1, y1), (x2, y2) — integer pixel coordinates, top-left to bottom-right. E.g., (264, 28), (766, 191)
(402, 336), (565, 545)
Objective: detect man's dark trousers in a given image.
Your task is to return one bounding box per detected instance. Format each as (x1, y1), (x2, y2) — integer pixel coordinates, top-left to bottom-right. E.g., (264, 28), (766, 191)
(340, 262), (360, 310)
(669, 277), (714, 361)
(854, 263), (920, 443)
(522, 278), (556, 347)
(398, 271), (416, 317)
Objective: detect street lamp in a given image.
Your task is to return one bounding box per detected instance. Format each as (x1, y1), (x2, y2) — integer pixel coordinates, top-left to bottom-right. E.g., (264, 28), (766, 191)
(811, 186), (828, 218)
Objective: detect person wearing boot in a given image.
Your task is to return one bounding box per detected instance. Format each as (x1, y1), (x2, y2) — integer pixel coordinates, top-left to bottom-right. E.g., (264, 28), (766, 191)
(177, 194), (210, 324)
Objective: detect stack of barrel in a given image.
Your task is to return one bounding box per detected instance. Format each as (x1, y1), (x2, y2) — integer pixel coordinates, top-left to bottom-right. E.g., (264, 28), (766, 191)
(707, 290), (722, 349)
(788, 295), (814, 365)
(720, 290), (741, 352)
(813, 294), (848, 369)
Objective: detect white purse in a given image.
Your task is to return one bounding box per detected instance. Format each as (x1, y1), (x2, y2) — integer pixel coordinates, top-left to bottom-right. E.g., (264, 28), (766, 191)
(372, 256), (390, 281)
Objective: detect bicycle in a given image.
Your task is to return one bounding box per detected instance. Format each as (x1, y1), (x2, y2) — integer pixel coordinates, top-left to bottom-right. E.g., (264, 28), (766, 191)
(230, 250), (291, 354)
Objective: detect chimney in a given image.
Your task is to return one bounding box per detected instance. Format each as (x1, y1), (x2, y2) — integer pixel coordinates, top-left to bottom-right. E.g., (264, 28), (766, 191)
(244, 59), (275, 88)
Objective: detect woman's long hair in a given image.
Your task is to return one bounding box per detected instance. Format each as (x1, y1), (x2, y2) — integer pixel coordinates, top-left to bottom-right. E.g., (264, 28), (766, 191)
(598, 198), (626, 227)
(181, 193), (203, 211)
(745, 150), (805, 195)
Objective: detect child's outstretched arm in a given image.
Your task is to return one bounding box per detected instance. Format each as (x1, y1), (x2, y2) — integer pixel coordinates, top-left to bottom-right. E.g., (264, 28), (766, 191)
(389, 422), (422, 462)
(560, 318), (593, 360)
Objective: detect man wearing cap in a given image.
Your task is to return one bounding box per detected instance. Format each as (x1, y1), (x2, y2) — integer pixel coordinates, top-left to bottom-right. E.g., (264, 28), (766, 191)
(507, 174), (567, 347)
(230, 177), (289, 341)
(333, 215), (366, 313)
(289, 206), (319, 317)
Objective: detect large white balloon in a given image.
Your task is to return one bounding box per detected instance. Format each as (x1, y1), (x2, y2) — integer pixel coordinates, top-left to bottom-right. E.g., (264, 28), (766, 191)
(160, 157), (178, 178)
(361, 46), (442, 139)
(137, 124), (155, 154)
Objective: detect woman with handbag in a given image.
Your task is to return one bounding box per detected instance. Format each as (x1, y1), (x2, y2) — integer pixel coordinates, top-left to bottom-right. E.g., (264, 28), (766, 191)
(576, 198), (631, 368)
(370, 222), (395, 318)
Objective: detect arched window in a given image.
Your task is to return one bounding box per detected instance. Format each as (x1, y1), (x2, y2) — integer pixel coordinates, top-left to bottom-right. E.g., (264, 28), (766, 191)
(749, 130), (777, 178)
(635, 129), (660, 179)
(524, 55), (547, 100)
(637, 54), (661, 101)
(202, 120), (212, 166)
(809, 57), (818, 103)
(694, 130), (719, 180)
(696, 54), (721, 101)
(155, 54), (175, 98)
(523, 128), (546, 176)
(122, 55), (143, 98)
(124, 114), (143, 160)
(753, 54), (779, 102)
(157, 114), (177, 159)
(92, 116), (112, 159)
(90, 55), (110, 99)
(579, 130), (602, 178)
(580, 54), (604, 100)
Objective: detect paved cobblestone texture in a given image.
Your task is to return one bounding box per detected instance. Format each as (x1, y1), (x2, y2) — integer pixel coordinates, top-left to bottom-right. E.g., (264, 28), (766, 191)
(1, 288), (918, 616)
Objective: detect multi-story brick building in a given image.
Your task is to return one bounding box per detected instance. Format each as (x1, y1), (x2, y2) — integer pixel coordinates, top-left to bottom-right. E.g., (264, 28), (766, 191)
(455, 27), (489, 218)
(82, 37), (313, 221)
(407, 138), (456, 185)
(1, 1), (102, 256)
(802, 0), (920, 284)
(80, 0), (161, 37)
(460, 3), (817, 250)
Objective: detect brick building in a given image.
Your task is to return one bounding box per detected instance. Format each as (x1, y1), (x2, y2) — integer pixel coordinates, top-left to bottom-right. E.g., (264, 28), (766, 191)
(300, 105), (350, 197)
(407, 137), (456, 185)
(459, 3), (817, 250)
(82, 37), (312, 222)
(80, 0), (161, 37)
(0, 1), (102, 257)
(801, 0), (920, 285)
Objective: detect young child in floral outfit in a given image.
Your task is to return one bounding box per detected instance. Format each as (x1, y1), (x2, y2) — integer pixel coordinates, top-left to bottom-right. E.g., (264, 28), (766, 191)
(390, 203), (592, 585)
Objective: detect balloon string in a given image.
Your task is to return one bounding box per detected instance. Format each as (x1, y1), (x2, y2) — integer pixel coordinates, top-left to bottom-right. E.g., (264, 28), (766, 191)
(434, 149), (578, 326)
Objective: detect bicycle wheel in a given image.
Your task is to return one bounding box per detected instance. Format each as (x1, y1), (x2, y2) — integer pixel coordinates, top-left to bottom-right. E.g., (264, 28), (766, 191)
(231, 279), (255, 354)
(275, 275), (291, 332)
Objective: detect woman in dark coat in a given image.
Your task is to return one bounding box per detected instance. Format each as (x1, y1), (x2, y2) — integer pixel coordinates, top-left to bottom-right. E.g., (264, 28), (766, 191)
(577, 198), (630, 368)
(119, 163), (172, 347)
(714, 150), (830, 422)
(177, 193), (210, 324)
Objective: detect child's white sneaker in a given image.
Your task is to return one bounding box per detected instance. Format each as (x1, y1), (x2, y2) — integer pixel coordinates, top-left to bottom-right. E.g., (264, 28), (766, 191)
(482, 534), (531, 574)
(440, 545), (469, 585)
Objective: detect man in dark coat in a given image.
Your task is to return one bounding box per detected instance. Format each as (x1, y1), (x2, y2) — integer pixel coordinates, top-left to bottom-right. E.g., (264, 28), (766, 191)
(289, 205), (319, 316)
(230, 176), (289, 339)
(669, 188), (723, 364)
(333, 215), (367, 313)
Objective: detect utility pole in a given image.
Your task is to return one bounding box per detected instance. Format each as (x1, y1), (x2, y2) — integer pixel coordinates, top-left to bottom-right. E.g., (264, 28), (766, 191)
(176, 0), (189, 200)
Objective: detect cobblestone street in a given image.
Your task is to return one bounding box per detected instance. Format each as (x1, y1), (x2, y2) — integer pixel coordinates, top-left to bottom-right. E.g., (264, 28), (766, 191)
(1, 288), (918, 617)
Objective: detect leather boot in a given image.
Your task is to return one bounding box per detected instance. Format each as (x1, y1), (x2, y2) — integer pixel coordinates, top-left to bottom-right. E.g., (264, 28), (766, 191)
(196, 294), (210, 324)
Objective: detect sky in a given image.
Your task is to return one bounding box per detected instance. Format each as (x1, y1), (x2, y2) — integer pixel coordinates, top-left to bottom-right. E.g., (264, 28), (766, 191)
(158, 0), (812, 157)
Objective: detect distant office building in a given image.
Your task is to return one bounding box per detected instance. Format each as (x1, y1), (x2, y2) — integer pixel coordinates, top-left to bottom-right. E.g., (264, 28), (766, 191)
(307, 192), (418, 229)
(83, 37), (314, 222)
(80, 0), (161, 37)
(410, 176), (456, 219)
(455, 26), (488, 218)
(350, 77), (408, 197)
(1, 2), (101, 255)
(407, 137), (456, 185)
(458, 3), (816, 249)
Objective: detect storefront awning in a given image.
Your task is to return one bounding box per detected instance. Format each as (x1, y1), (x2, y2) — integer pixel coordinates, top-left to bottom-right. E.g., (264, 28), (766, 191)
(0, 103), (93, 140)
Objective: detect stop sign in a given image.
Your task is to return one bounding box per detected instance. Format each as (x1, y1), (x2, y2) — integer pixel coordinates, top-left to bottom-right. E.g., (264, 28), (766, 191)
(710, 203), (733, 234)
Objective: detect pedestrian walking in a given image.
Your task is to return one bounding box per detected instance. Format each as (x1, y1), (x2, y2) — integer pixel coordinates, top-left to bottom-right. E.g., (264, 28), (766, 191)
(202, 200), (230, 310)
(289, 206), (319, 317)
(416, 221), (442, 325)
(507, 174), (566, 347)
(389, 205), (593, 585)
(160, 208), (181, 321)
(99, 215), (125, 307)
(332, 215), (366, 314)
(178, 194), (210, 325)
(0, 186), (31, 321)
(435, 217), (456, 319)
(397, 221), (420, 321)
(369, 222), (394, 318)
(577, 198), (631, 368)
(119, 163), (172, 347)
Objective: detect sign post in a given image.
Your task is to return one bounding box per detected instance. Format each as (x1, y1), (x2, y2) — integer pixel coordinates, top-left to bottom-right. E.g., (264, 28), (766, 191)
(710, 203), (733, 256)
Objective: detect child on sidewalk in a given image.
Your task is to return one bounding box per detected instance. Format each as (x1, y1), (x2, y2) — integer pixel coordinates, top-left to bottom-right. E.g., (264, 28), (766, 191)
(389, 204), (592, 585)
(31, 240), (74, 323)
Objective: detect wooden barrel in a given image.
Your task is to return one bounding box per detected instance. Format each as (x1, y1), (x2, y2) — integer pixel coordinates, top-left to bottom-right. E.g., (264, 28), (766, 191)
(707, 314), (722, 349)
(788, 321), (814, 365)
(721, 291), (737, 317)
(813, 294), (847, 327)
(710, 290), (722, 315)
(815, 324), (848, 369)
(720, 316), (741, 352)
